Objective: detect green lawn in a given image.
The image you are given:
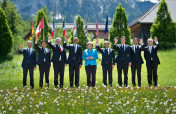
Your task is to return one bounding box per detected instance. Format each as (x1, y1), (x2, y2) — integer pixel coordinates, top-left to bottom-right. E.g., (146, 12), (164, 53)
(0, 49), (176, 89)
(0, 49), (176, 113)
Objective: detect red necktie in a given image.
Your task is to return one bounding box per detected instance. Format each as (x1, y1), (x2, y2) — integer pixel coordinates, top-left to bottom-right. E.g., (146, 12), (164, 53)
(59, 45), (62, 52)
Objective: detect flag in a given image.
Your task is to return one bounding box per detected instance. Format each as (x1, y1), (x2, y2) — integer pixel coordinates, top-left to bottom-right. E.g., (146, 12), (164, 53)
(35, 18), (44, 37)
(30, 21), (34, 40)
(84, 18), (88, 36)
(63, 18), (65, 38)
(104, 15), (108, 34)
(73, 17), (77, 36)
(51, 19), (55, 37)
(96, 18), (99, 36)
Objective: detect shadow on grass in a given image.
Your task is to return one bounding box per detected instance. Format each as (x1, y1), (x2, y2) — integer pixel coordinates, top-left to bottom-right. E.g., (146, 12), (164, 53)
(0, 55), (13, 64)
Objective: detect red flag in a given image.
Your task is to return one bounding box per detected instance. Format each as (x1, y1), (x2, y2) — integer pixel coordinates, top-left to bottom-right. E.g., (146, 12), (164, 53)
(63, 18), (65, 38)
(35, 18), (44, 37)
(30, 21), (34, 40)
(51, 19), (55, 37)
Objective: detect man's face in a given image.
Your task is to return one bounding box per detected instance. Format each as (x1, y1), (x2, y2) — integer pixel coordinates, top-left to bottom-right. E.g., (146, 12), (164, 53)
(148, 40), (153, 46)
(27, 42), (32, 48)
(121, 38), (126, 44)
(42, 42), (47, 48)
(104, 42), (109, 48)
(133, 39), (138, 45)
(56, 39), (61, 45)
(73, 38), (78, 44)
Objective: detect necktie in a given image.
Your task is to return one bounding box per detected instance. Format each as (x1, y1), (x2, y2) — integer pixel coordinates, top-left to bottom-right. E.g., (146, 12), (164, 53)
(150, 46), (152, 53)
(135, 45), (137, 52)
(74, 45), (77, 53)
(28, 48), (31, 55)
(122, 45), (125, 51)
(59, 45), (62, 52)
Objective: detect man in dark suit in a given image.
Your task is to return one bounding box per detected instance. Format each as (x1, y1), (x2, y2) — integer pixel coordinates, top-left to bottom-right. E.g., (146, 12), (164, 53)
(35, 37), (51, 88)
(48, 35), (67, 88)
(63, 36), (82, 88)
(144, 37), (160, 87)
(19, 41), (36, 89)
(130, 38), (145, 87)
(96, 38), (115, 87)
(113, 36), (132, 87)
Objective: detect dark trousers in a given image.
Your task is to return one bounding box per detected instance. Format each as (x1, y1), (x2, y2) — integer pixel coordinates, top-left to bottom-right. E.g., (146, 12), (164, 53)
(85, 65), (96, 87)
(39, 62), (50, 88)
(102, 66), (112, 86)
(69, 64), (80, 87)
(117, 64), (129, 87)
(23, 65), (34, 88)
(53, 62), (65, 88)
(147, 61), (158, 86)
(131, 64), (142, 87)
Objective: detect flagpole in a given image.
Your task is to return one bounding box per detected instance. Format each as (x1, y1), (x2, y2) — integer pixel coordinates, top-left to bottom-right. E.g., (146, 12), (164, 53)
(43, 16), (44, 40)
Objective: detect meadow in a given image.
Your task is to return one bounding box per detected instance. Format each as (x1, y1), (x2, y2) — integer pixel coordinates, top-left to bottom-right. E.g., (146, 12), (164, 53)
(0, 49), (176, 113)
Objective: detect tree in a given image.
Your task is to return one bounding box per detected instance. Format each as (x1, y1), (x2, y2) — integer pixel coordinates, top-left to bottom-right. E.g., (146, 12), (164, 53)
(0, 8), (13, 57)
(109, 4), (131, 47)
(150, 0), (176, 48)
(35, 9), (50, 44)
(1, 0), (7, 10)
(69, 15), (86, 50)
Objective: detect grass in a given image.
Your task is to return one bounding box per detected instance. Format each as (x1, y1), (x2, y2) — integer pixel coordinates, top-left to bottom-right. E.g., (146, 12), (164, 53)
(0, 49), (176, 89)
(0, 49), (176, 113)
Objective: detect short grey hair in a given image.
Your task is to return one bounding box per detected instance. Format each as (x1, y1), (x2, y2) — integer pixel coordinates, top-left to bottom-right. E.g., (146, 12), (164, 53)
(56, 38), (62, 40)
(73, 37), (78, 40)
(27, 40), (33, 43)
(148, 38), (153, 42)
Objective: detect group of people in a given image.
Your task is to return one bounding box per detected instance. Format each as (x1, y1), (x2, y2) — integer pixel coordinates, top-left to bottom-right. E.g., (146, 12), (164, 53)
(19, 35), (160, 89)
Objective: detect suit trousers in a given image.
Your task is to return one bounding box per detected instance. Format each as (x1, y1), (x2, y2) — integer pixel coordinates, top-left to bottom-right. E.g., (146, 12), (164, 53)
(53, 62), (65, 88)
(39, 62), (50, 88)
(102, 65), (112, 86)
(131, 64), (142, 87)
(117, 63), (129, 87)
(23, 65), (34, 88)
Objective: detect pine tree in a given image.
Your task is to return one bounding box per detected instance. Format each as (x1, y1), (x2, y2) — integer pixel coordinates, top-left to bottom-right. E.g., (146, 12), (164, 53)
(109, 4), (131, 47)
(150, 0), (176, 47)
(0, 8), (13, 57)
(69, 15), (86, 50)
(1, 0), (7, 10)
(35, 9), (49, 43)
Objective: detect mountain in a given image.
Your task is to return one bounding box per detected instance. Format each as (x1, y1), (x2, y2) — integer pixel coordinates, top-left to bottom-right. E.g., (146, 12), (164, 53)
(9, 0), (156, 23)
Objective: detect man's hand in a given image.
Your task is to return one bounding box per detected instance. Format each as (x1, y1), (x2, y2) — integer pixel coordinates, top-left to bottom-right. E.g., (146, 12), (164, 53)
(65, 64), (67, 67)
(64, 35), (67, 42)
(154, 36), (158, 43)
(48, 35), (51, 41)
(35, 37), (39, 43)
(129, 62), (132, 67)
(34, 67), (36, 70)
(139, 39), (143, 45)
(96, 38), (99, 45)
(114, 37), (118, 44)
(112, 65), (115, 69)
(19, 43), (23, 50)
(79, 64), (82, 68)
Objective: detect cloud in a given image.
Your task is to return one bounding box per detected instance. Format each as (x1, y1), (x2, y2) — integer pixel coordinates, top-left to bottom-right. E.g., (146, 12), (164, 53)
(136, 0), (160, 3)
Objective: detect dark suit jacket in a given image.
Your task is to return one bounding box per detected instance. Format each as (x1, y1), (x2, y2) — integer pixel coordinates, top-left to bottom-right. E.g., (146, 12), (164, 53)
(96, 45), (115, 67)
(144, 44), (160, 66)
(35, 43), (51, 66)
(48, 42), (67, 64)
(130, 45), (144, 65)
(63, 43), (82, 66)
(113, 44), (132, 65)
(18, 48), (36, 68)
